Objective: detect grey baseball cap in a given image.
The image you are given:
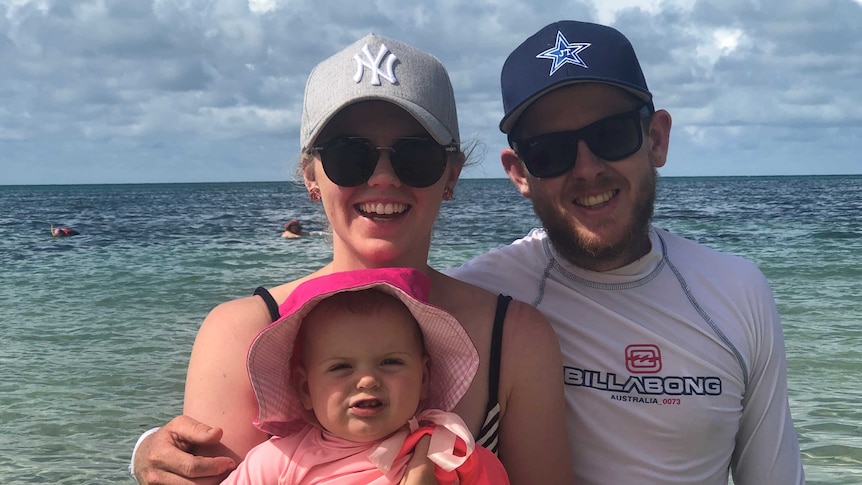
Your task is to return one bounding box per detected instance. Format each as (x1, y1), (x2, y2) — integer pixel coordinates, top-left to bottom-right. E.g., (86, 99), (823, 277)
(300, 33), (460, 151)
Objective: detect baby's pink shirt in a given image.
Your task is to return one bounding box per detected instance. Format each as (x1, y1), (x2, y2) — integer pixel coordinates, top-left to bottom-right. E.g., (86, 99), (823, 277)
(221, 409), (508, 484)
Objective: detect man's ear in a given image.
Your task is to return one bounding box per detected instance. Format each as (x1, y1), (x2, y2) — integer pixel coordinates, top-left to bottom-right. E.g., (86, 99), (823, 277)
(647, 109), (672, 169)
(501, 148), (532, 199)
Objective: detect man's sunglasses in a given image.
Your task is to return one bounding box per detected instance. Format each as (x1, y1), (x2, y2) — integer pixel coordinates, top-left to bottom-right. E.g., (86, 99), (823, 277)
(308, 136), (457, 188)
(509, 104), (653, 179)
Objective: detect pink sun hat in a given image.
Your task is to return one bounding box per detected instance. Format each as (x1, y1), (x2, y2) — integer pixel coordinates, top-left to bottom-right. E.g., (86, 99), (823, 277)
(247, 267), (479, 437)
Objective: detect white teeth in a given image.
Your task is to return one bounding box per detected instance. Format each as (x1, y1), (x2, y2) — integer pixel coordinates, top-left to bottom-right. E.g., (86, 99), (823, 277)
(354, 400), (381, 408)
(359, 202), (407, 215)
(577, 190), (614, 207)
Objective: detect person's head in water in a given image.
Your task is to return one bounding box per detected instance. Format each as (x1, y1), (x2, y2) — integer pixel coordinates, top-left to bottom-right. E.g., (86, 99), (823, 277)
(282, 219), (304, 238)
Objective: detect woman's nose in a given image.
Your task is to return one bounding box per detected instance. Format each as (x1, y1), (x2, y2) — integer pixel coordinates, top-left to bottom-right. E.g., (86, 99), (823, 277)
(366, 149), (402, 187)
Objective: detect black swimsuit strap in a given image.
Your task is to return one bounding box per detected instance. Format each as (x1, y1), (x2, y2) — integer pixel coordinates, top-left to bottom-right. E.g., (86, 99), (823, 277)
(253, 286), (281, 322)
(488, 294), (512, 406)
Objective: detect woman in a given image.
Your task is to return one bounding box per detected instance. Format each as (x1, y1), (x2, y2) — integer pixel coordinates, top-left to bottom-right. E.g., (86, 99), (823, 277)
(132, 34), (572, 485)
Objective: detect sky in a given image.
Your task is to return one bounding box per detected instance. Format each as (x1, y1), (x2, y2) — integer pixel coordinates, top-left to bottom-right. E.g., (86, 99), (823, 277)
(1, 0), (861, 185)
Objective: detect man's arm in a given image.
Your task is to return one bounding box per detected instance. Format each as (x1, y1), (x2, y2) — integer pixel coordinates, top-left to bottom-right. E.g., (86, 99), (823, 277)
(731, 275), (804, 484)
(131, 416), (235, 485)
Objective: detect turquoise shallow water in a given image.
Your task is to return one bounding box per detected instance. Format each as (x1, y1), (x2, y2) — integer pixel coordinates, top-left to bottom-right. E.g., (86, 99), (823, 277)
(1, 176), (860, 484)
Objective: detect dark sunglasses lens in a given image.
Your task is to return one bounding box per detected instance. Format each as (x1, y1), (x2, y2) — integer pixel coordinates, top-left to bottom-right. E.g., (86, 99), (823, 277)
(520, 132), (580, 178)
(517, 112), (644, 178)
(583, 116), (642, 161)
(320, 139), (377, 187)
(390, 140), (447, 188)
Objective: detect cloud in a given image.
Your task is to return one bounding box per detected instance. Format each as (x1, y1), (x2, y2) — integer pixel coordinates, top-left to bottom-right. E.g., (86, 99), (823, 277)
(1, 0), (861, 184)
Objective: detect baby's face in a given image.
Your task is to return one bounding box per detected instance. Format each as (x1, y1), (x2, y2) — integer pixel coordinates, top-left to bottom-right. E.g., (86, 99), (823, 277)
(296, 298), (429, 442)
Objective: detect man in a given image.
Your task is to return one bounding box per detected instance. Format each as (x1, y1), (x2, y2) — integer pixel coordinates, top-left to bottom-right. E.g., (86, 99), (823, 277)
(449, 20), (805, 485)
(130, 20), (804, 485)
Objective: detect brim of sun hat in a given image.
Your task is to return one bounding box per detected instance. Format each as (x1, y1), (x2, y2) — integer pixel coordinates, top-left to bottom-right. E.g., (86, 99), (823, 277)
(247, 267), (479, 438)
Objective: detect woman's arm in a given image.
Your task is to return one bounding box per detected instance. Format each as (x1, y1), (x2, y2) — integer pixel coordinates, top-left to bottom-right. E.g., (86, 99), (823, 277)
(132, 295), (273, 485)
(496, 301), (574, 485)
(181, 296), (273, 476)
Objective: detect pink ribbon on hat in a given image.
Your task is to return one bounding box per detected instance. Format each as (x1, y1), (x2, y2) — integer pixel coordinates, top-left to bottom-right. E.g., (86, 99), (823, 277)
(367, 409), (475, 473)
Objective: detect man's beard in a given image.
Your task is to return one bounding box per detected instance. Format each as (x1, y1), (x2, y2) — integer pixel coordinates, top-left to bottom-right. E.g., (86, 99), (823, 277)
(534, 168), (657, 271)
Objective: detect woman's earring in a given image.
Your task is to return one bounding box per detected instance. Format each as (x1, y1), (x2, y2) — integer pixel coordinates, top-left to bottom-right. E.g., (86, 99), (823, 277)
(309, 188), (321, 202)
(442, 187), (454, 201)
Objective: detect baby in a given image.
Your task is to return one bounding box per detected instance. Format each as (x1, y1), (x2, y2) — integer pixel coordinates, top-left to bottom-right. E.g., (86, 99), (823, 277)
(221, 267), (508, 484)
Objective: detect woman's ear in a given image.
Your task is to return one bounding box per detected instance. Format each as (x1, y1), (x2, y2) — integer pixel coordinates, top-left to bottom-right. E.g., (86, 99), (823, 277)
(303, 171), (317, 193)
(445, 151), (464, 187)
(302, 153), (318, 190)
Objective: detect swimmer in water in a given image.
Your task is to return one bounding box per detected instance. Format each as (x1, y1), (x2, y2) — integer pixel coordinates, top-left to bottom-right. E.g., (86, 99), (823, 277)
(51, 224), (80, 237)
(281, 219), (307, 238)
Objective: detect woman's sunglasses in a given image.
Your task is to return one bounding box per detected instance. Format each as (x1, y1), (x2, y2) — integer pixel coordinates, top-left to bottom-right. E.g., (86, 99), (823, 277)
(308, 136), (457, 188)
(509, 104), (653, 179)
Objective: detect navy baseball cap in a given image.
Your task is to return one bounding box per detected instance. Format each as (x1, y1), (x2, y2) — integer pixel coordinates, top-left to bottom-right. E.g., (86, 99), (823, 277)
(500, 20), (653, 134)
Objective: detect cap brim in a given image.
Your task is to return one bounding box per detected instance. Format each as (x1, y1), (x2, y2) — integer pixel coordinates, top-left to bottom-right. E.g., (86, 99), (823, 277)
(303, 97), (457, 151)
(500, 79), (653, 133)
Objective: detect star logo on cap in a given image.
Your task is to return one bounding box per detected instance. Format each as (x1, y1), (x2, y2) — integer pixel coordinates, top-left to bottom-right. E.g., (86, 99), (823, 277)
(536, 31), (591, 75)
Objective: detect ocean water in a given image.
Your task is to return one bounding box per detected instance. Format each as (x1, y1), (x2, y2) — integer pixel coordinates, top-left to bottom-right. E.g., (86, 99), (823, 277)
(0, 176), (860, 484)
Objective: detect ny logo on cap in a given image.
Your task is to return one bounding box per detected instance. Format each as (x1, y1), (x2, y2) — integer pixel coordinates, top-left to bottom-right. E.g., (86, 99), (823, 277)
(536, 31), (591, 76)
(353, 44), (397, 86)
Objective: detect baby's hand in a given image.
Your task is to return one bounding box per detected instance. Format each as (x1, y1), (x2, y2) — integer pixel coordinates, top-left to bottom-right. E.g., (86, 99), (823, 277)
(399, 435), (440, 485)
